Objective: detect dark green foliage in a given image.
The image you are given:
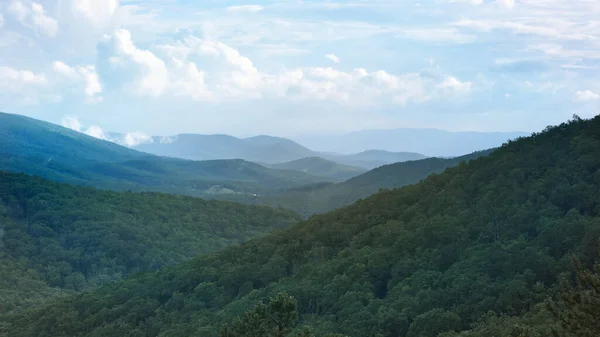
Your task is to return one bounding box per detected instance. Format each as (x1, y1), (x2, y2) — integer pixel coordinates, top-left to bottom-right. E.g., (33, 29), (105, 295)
(0, 172), (300, 312)
(220, 292), (298, 337)
(220, 293), (346, 337)
(3, 115), (600, 337)
(548, 258), (600, 337)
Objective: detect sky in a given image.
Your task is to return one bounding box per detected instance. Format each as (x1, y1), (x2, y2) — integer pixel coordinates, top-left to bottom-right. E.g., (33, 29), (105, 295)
(0, 0), (599, 145)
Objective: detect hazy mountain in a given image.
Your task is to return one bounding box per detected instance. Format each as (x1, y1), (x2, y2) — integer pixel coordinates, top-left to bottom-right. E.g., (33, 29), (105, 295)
(131, 132), (429, 169)
(322, 150), (427, 169)
(223, 150), (490, 216)
(7, 116), (599, 337)
(293, 128), (529, 157)
(269, 157), (367, 181)
(133, 134), (317, 164)
(0, 112), (327, 196)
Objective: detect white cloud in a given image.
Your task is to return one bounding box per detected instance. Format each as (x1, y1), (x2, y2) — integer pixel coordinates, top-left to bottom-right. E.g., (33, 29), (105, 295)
(226, 5), (263, 13)
(120, 132), (153, 147)
(52, 61), (103, 102)
(443, 0), (484, 4)
(8, 1), (58, 37)
(575, 90), (600, 102)
(101, 31), (475, 106)
(437, 76), (473, 95)
(61, 115), (152, 146)
(84, 125), (108, 139)
(495, 0), (515, 9)
(325, 53), (341, 63)
(69, 0), (119, 26)
(61, 116), (82, 131)
(0, 66), (47, 92)
(103, 29), (169, 96)
(0, 13), (4, 28)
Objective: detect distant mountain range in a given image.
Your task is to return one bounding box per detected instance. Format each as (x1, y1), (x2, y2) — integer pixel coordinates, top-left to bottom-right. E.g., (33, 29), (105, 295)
(293, 128), (529, 157)
(217, 150), (491, 216)
(269, 157), (367, 181)
(0, 112), (328, 196)
(133, 134), (316, 164)
(129, 133), (427, 169)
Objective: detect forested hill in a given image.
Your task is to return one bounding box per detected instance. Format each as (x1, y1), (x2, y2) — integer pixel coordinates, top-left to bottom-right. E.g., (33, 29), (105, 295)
(223, 150), (490, 216)
(270, 157), (367, 181)
(3, 115), (600, 337)
(0, 172), (300, 312)
(0, 112), (328, 196)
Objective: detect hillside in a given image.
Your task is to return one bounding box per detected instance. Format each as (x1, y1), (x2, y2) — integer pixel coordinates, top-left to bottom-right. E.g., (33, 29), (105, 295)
(0, 172), (301, 312)
(132, 132), (429, 169)
(133, 134), (317, 164)
(0, 113), (327, 196)
(294, 128), (527, 157)
(322, 150), (427, 169)
(270, 157), (367, 181)
(224, 150), (490, 216)
(4, 115), (599, 337)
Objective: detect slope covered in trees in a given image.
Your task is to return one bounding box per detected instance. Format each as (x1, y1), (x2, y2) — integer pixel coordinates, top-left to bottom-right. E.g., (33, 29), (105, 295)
(0, 112), (328, 196)
(0, 172), (300, 312)
(321, 150), (427, 169)
(270, 157), (367, 181)
(225, 150), (490, 216)
(3, 115), (600, 337)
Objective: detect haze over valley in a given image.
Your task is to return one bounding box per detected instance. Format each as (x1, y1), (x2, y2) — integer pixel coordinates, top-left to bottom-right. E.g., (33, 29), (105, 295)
(1, 0), (600, 336)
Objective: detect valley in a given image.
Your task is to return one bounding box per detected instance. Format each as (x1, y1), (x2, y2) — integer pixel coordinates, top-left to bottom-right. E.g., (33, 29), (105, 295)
(1, 114), (599, 337)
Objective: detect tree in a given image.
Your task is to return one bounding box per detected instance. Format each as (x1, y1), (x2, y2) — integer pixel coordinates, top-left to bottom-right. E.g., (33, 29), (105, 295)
(548, 257), (600, 337)
(220, 293), (345, 337)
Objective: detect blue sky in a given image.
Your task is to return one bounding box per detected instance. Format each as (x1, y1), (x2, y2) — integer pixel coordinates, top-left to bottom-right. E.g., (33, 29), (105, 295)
(0, 0), (599, 145)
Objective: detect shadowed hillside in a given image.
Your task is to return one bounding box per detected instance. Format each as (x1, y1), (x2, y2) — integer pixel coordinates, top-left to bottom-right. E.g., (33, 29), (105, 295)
(3, 115), (599, 336)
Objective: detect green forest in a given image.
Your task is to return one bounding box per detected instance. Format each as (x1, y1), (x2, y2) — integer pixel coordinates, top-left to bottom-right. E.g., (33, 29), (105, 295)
(0, 172), (300, 311)
(225, 150), (490, 216)
(2, 115), (600, 336)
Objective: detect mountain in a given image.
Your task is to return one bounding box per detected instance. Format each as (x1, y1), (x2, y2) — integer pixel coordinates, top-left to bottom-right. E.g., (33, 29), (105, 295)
(221, 150), (490, 216)
(0, 172), (301, 312)
(5, 115), (598, 337)
(322, 150), (427, 169)
(293, 128), (528, 157)
(131, 132), (429, 169)
(0, 112), (327, 196)
(133, 134), (317, 164)
(269, 157), (367, 181)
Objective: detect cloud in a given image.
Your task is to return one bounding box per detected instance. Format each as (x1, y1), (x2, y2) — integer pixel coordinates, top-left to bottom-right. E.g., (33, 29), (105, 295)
(437, 76), (473, 95)
(61, 115), (152, 146)
(99, 31), (476, 106)
(101, 29), (169, 96)
(8, 1), (58, 36)
(491, 58), (550, 73)
(120, 132), (153, 147)
(496, 0), (515, 9)
(69, 0), (119, 26)
(52, 61), (103, 102)
(325, 53), (340, 63)
(575, 90), (600, 102)
(0, 66), (47, 91)
(0, 13), (4, 28)
(226, 5), (263, 13)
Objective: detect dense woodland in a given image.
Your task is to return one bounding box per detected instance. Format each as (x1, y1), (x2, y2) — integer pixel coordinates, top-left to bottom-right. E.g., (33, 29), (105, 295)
(0, 172), (300, 311)
(223, 150), (489, 216)
(2, 115), (600, 336)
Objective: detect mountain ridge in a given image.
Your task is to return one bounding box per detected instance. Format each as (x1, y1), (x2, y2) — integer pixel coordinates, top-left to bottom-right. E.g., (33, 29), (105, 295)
(3, 115), (597, 337)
